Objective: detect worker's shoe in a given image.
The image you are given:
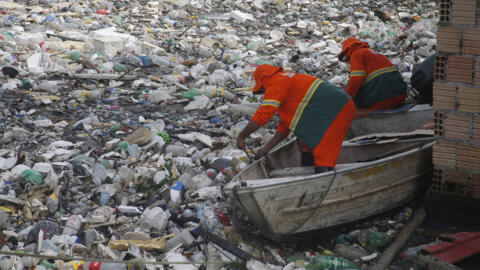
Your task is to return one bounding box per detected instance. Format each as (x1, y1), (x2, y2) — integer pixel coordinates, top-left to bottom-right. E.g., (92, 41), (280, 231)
(314, 166), (333, 174)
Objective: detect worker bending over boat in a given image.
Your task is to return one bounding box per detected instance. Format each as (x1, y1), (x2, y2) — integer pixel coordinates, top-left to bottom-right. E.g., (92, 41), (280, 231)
(339, 37), (407, 111)
(236, 64), (356, 174)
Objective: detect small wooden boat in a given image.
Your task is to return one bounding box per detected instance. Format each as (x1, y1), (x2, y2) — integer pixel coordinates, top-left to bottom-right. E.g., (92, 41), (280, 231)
(346, 104), (433, 139)
(224, 131), (435, 241)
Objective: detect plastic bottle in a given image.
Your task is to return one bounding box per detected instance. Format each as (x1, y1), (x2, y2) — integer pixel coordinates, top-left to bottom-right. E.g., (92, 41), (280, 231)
(401, 243), (434, 259)
(121, 52), (143, 67)
(84, 262), (127, 270)
(124, 42), (142, 55)
(369, 231), (392, 248)
(181, 89), (202, 100)
(0, 210), (8, 229)
(165, 144), (188, 156)
(22, 78), (32, 90)
(206, 169), (217, 180)
(163, 17), (178, 27)
(138, 55), (152, 67)
(101, 62), (114, 73)
(164, 74), (186, 85)
(212, 158), (231, 171)
(118, 141), (129, 152)
(197, 205), (220, 231)
(72, 90), (102, 101)
(46, 194), (59, 213)
(109, 123), (123, 133)
(165, 229), (195, 250)
(62, 215), (82, 236)
(69, 51), (82, 62)
(93, 162), (107, 185)
(61, 260), (84, 270)
(38, 81), (59, 93)
(206, 245), (221, 270)
(113, 62), (126, 72)
(170, 181), (185, 204)
(333, 244), (367, 261)
(100, 191), (110, 206)
(306, 255), (360, 270)
(127, 144), (140, 160)
(151, 55), (172, 67)
(202, 86), (236, 100)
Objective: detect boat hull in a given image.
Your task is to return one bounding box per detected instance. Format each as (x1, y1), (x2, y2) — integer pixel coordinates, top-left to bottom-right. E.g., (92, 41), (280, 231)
(224, 142), (434, 241)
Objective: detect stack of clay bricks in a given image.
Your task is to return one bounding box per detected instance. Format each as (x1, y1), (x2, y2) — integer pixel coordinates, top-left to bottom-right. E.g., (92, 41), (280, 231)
(432, 0), (480, 200)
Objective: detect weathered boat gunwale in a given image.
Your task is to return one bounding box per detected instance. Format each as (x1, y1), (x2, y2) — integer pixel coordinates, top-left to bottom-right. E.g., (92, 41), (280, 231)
(229, 141), (435, 189)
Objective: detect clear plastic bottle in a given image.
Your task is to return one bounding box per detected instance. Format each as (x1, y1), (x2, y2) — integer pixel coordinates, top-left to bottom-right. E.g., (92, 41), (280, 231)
(202, 86), (236, 100)
(151, 55), (172, 67)
(37, 81), (59, 93)
(163, 18), (178, 27)
(206, 245), (221, 270)
(164, 74), (186, 85)
(401, 243), (434, 259)
(62, 215), (82, 236)
(197, 205), (220, 231)
(102, 62), (114, 73)
(124, 42), (142, 55)
(121, 52), (143, 67)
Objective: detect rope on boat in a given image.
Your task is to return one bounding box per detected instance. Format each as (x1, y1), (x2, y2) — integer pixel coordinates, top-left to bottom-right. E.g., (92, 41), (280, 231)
(287, 168), (338, 234)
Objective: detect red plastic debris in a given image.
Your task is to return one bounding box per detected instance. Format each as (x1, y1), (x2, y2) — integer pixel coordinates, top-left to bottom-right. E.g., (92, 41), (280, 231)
(96, 9), (107, 15)
(422, 232), (480, 264)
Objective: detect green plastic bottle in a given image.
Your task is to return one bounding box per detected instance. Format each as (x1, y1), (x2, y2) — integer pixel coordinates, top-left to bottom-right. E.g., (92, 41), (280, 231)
(118, 141), (129, 152)
(22, 78), (32, 90)
(369, 231), (393, 248)
(181, 89), (201, 100)
(20, 169), (43, 185)
(113, 62), (126, 72)
(39, 259), (55, 269)
(306, 255), (360, 270)
(70, 51), (82, 62)
(109, 123), (122, 133)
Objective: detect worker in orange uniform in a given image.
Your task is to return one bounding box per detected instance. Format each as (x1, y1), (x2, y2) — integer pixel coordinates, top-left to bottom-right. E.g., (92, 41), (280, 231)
(236, 64), (356, 174)
(339, 37), (407, 110)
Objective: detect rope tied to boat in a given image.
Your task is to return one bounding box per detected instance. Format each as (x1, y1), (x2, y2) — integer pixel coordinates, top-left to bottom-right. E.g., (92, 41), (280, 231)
(287, 168), (338, 234)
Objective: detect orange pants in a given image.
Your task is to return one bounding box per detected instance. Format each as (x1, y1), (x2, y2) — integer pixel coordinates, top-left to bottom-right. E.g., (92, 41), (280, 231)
(368, 94), (406, 111)
(302, 99), (356, 167)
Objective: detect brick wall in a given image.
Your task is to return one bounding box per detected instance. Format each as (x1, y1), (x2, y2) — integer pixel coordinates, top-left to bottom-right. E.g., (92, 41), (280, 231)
(433, 0), (480, 199)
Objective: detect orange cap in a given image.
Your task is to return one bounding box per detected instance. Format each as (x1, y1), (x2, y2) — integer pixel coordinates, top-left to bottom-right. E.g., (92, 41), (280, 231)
(252, 64), (283, 93)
